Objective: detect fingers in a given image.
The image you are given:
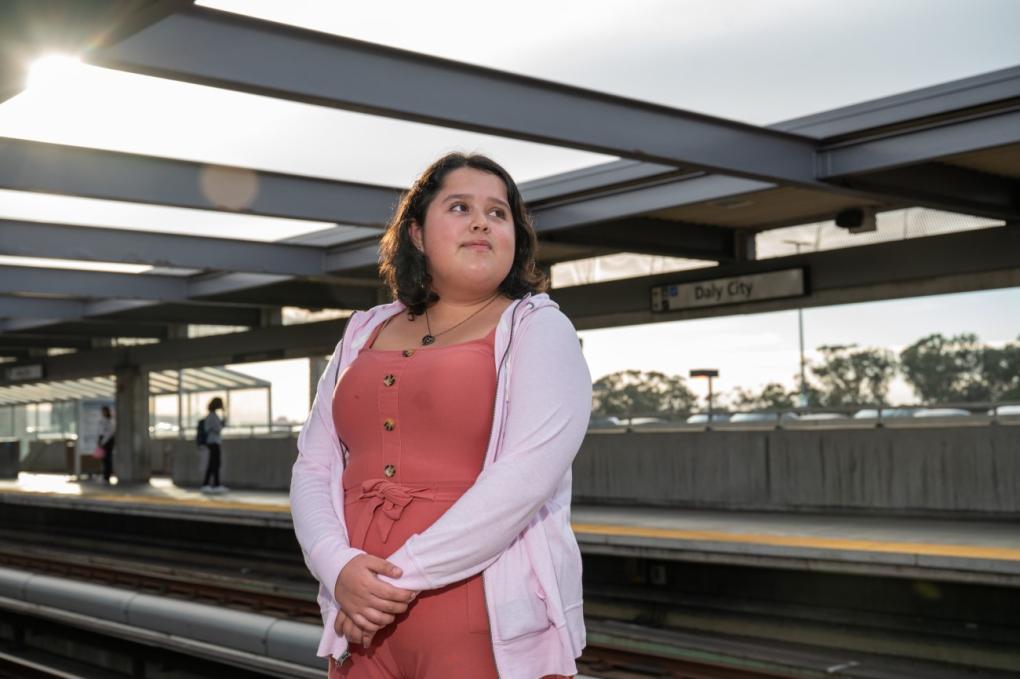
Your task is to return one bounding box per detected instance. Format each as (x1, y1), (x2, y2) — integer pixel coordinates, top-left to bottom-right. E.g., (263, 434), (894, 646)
(368, 580), (417, 604)
(367, 595), (411, 616)
(333, 610), (346, 635)
(350, 612), (384, 633)
(341, 617), (365, 644)
(362, 555), (403, 579)
(358, 606), (396, 627)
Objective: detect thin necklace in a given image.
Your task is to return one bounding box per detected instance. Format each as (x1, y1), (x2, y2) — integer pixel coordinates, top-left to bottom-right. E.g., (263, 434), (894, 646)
(422, 294), (500, 346)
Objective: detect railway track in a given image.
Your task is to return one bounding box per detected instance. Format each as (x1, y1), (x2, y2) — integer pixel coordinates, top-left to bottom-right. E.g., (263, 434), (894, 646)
(2, 512), (1018, 678)
(0, 541), (793, 678)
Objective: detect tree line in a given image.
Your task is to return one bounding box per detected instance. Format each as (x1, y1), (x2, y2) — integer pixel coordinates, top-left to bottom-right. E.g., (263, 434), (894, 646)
(592, 333), (1020, 418)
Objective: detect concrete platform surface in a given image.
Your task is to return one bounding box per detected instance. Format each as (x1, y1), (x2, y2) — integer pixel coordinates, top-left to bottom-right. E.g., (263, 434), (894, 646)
(2, 474), (1018, 584)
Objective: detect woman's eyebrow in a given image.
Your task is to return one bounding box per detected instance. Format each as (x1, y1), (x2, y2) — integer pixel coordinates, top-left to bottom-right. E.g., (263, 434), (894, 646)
(443, 193), (511, 210)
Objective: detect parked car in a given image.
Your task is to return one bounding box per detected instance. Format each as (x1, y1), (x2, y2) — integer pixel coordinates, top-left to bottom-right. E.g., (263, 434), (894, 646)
(685, 413), (731, 424)
(989, 404), (1020, 416)
(627, 417), (671, 428)
(911, 408), (971, 418)
(729, 411), (799, 423)
(852, 408), (918, 419)
(796, 413), (848, 421)
(588, 415), (621, 429)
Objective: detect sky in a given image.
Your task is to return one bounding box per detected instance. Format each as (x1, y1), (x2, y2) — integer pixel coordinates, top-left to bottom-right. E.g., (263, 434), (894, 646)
(578, 286), (1020, 406)
(2, 0), (1019, 420)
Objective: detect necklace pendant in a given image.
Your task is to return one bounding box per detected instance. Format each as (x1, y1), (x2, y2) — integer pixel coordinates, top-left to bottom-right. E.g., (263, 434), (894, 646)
(421, 334), (436, 346)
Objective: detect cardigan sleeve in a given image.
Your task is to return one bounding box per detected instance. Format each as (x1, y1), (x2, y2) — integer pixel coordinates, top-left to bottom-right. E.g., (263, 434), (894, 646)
(290, 337), (365, 605)
(380, 307), (591, 591)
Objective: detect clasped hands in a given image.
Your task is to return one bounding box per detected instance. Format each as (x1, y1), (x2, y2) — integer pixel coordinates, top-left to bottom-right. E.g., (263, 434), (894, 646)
(333, 554), (417, 648)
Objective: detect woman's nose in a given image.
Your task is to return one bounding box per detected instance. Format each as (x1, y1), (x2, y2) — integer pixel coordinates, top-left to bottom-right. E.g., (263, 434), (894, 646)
(470, 218), (489, 232)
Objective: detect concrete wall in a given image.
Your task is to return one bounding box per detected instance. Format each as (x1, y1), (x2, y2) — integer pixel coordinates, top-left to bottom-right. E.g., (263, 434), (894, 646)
(15, 427), (1020, 517)
(574, 427), (1020, 517)
(21, 440), (72, 473)
(169, 436), (298, 490)
(21, 439), (170, 476)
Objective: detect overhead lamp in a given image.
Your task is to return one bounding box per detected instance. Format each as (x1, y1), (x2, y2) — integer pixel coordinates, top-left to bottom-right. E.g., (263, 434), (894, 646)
(835, 207), (877, 234)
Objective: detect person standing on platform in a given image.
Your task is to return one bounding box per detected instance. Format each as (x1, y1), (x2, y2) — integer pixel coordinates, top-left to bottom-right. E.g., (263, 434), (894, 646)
(97, 406), (115, 484)
(200, 397), (228, 493)
(290, 153), (591, 679)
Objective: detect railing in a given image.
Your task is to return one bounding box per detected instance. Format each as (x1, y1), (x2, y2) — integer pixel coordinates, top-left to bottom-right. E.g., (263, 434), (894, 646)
(590, 401), (1020, 431)
(149, 423), (303, 439)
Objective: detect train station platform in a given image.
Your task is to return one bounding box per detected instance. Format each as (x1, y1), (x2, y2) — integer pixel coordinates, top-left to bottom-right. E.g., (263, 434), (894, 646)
(2, 473), (1018, 587)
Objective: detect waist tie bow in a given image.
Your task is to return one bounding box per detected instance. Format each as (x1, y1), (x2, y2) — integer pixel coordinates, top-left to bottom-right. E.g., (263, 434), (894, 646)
(349, 478), (437, 547)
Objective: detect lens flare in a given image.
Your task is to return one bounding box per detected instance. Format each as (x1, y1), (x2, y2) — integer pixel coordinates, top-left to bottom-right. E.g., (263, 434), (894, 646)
(26, 54), (83, 91)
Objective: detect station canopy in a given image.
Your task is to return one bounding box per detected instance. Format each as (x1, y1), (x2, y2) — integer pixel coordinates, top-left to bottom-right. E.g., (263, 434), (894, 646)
(0, 366), (270, 407)
(0, 1), (1018, 383)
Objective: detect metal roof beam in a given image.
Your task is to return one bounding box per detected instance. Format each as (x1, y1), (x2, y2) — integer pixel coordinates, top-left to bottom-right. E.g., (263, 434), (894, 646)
(0, 220), (327, 276)
(9, 317), (349, 382)
(542, 218), (736, 262)
(0, 336), (92, 349)
(1, 320), (170, 338)
(533, 174), (773, 234)
(553, 226), (1020, 330)
(0, 296), (85, 319)
(776, 64), (1020, 139)
(0, 265), (187, 301)
(817, 109), (1020, 220)
(830, 163), (1020, 222)
(0, 137), (401, 226)
(819, 109), (1020, 178)
(86, 300), (262, 326)
(92, 7), (818, 186)
(0, 137), (684, 225)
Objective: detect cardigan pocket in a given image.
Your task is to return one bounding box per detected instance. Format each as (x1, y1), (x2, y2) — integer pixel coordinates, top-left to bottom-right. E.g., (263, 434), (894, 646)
(491, 540), (552, 641)
(493, 577), (549, 640)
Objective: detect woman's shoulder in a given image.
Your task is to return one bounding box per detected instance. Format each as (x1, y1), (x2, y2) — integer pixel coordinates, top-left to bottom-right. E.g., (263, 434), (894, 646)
(513, 295), (582, 351)
(517, 294), (573, 330)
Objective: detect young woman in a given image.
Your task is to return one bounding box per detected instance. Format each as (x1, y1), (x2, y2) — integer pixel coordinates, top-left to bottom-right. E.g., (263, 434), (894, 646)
(291, 153), (591, 679)
(97, 405), (115, 483)
(201, 397), (227, 492)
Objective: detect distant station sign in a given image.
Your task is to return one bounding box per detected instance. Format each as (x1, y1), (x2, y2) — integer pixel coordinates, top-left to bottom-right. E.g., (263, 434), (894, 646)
(5, 364), (44, 381)
(651, 268), (805, 312)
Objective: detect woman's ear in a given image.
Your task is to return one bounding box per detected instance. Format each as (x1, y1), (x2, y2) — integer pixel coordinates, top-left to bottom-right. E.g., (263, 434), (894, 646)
(409, 221), (425, 253)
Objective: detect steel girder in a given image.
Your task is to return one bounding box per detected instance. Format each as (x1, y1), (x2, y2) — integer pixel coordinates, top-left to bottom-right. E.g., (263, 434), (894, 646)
(0, 137), (402, 226)
(90, 7), (819, 186)
(1, 219), (327, 276)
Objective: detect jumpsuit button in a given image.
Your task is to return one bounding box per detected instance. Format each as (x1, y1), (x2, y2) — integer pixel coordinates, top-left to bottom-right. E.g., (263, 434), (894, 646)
(383, 374), (396, 387)
(384, 464), (396, 478)
(383, 418), (396, 431)
(402, 349), (415, 358)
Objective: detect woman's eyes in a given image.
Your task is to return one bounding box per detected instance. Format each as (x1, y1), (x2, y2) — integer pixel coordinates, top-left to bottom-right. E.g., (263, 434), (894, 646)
(449, 202), (506, 219)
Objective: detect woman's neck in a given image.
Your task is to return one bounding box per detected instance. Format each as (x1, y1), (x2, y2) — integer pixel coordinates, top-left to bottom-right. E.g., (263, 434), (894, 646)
(425, 290), (500, 317)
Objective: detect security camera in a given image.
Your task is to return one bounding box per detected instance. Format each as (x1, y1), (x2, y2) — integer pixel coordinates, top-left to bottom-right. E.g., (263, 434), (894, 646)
(835, 207), (877, 233)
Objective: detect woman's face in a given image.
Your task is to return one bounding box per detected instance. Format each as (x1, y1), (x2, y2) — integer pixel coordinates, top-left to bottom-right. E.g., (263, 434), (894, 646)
(411, 167), (516, 298)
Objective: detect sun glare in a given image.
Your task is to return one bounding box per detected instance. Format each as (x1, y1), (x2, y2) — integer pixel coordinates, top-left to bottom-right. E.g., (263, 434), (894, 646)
(26, 54), (84, 92)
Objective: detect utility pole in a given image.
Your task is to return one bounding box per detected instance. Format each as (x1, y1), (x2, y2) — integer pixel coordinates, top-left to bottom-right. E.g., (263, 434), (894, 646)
(690, 369), (720, 421)
(784, 240), (810, 407)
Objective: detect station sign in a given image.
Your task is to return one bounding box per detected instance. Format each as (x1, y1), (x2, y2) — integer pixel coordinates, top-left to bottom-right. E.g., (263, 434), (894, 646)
(651, 268), (806, 312)
(5, 364), (44, 381)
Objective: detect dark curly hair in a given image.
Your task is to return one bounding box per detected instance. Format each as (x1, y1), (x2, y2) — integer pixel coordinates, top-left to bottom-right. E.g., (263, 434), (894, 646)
(379, 153), (547, 315)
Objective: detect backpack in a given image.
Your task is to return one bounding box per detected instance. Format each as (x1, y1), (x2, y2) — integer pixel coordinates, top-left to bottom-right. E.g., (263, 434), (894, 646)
(196, 417), (208, 446)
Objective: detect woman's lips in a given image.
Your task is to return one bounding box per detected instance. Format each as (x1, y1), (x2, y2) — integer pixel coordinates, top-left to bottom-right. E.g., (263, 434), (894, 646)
(462, 241), (492, 250)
